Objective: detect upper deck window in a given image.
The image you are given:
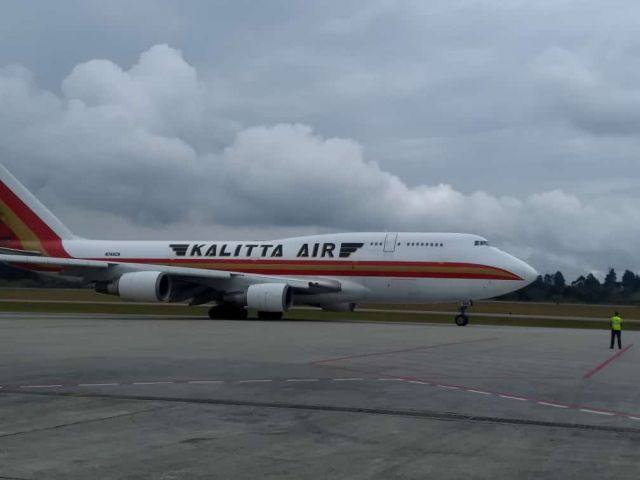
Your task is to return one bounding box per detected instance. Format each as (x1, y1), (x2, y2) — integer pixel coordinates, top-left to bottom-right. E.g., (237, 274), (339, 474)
(474, 240), (489, 246)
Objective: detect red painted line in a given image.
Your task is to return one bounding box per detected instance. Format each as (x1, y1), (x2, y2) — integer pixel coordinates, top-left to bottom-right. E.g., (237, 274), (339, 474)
(310, 337), (499, 365)
(582, 344), (634, 380)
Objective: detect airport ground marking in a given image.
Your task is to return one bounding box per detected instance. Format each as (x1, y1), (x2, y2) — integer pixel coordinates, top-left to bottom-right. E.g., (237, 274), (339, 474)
(5, 376), (640, 422)
(132, 381), (175, 385)
(20, 384), (63, 388)
(467, 389), (491, 395)
(583, 344), (634, 380)
(78, 383), (119, 387)
(498, 394), (527, 401)
(538, 402), (568, 409)
(580, 409), (615, 416)
(310, 337), (499, 366)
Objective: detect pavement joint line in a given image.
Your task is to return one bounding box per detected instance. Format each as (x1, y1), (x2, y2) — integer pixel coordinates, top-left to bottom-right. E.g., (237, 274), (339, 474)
(538, 402), (569, 409)
(580, 409), (614, 416)
(467, 389), (491, 395)
(499, 395), (527, 401)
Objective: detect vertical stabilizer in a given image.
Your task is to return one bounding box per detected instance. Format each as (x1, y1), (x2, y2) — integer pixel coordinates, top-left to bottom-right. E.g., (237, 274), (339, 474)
(0, 165), (74, 256)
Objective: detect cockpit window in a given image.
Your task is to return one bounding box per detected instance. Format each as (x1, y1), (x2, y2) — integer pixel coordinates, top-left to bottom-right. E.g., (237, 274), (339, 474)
(474, 240), (489, 246)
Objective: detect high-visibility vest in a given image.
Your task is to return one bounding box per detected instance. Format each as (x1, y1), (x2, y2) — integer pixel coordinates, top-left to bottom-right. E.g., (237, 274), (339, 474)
(611, 316), (622, 331)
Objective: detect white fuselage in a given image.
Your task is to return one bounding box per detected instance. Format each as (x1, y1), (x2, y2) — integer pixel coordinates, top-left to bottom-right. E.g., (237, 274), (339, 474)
(61, 232), (537, 305)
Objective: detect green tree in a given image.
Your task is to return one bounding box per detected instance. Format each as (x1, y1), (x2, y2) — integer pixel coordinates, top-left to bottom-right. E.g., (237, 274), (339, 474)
(622, 270), (638, 294)
(553, 271), (566, 294)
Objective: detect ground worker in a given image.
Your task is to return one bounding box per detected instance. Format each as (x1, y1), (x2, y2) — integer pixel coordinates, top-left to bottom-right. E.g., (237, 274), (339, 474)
(610, 311), (623, 349)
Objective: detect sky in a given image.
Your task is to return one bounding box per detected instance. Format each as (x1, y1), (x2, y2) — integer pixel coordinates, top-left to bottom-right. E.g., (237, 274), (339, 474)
(2, 0), (640, 279)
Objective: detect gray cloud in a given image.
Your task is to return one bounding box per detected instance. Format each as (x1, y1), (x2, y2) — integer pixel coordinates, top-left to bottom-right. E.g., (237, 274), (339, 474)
(2, 2), (640, 278)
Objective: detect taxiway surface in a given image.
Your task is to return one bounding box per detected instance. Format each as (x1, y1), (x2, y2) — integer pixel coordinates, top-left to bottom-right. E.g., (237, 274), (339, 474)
(0, 313), (638, 479)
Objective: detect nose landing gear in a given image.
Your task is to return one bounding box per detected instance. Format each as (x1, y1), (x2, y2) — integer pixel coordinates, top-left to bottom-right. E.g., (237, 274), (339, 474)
(454, 300), (473, 326)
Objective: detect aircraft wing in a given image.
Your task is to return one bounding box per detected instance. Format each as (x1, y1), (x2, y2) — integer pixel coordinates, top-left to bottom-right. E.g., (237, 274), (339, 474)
(0, 254), (342, 293)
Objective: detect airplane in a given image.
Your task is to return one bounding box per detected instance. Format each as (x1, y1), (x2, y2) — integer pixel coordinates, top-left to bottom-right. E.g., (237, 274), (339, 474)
(0, 164), (537, 325)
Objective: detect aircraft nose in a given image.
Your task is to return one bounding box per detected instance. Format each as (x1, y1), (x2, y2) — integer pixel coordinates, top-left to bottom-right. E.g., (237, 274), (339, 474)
(514, 259), (538, 285)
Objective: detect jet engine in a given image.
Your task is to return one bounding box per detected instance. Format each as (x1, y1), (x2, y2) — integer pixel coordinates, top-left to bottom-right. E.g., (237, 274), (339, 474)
(245, 283), (293, 312)
(95, 271), (173, 302)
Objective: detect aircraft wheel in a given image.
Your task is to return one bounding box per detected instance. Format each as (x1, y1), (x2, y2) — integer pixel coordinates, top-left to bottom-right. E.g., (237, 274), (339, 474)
(257, 311), (283, 320)
(454, 314), (469, 326)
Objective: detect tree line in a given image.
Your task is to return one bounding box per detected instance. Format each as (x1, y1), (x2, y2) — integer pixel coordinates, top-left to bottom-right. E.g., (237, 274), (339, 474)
(500, 269), (640, 304)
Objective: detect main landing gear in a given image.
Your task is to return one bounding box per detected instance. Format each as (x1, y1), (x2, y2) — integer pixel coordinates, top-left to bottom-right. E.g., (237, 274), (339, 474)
(257, 311), (283, 321)
(208, 305), (248, 320)
(454, 300), (473, 326)
(207, 305), (284, 320)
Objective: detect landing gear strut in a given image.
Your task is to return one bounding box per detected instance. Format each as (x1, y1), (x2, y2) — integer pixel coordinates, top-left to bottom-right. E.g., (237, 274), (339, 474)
(208, 305), (248, 320)
(454, 300), (473, 326)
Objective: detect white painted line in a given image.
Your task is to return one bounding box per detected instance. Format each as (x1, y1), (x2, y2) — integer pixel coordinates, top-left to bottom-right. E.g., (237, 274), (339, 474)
(333, 378), (364, 381)
(538, 402), (569, 409)
(78, 383), (119, 387)
(187, 380), (224, 384)
(132, 381), (174, 385)
(238, 380), (272, 383)
(468, 389), (491, 395)
(580, 409), (614, 416)
(437, 385), (459, 390)
(20, 385), (63, 389)
(629, 416), (640, 421)
(499, 395), (527, 401)
(376, 378), (403, 381)
(286, 379), (319, 382)
(408, 380), (430, 385)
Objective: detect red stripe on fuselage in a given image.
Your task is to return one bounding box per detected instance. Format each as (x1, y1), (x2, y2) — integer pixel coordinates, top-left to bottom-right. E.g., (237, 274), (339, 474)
(84, 258), (523, 281)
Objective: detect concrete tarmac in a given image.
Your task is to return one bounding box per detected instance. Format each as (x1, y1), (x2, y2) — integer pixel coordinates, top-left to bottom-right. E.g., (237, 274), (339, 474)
(0, 312), (638, 479)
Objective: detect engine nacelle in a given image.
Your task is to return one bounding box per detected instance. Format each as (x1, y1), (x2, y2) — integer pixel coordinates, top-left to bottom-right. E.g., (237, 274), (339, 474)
(96, 271), (172, 302)
(246, 283), (293, 312)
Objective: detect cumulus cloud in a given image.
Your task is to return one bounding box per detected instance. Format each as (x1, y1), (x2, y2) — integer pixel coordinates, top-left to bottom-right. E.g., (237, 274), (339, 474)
(1, 43), (639, 277)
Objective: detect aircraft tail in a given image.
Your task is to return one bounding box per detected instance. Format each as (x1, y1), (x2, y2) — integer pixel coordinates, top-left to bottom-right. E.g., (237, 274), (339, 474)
(0, 165), (75, 256)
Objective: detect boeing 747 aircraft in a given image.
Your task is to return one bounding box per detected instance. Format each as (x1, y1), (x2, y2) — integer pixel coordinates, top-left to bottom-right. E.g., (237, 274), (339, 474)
(0, 165), (536, 325)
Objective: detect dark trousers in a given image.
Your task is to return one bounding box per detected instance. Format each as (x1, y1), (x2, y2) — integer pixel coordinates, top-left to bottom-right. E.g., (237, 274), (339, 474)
(610, 330), (622, 349)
